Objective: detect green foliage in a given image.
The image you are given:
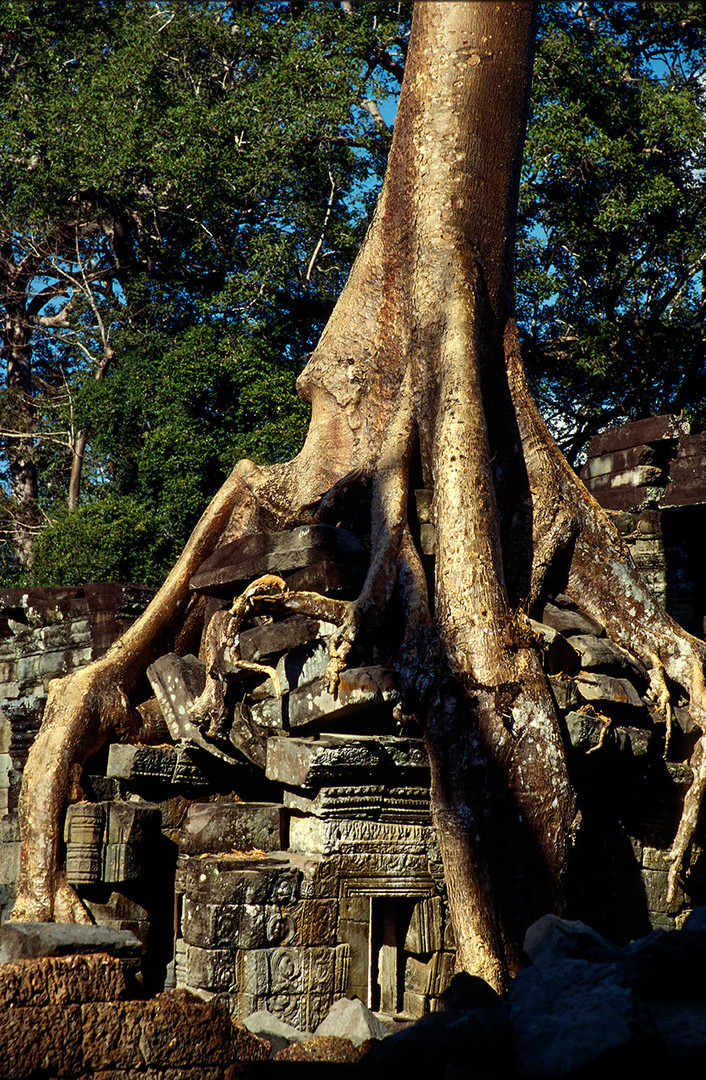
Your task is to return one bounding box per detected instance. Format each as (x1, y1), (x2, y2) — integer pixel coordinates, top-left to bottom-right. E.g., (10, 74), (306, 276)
(0, 0), (410, 583)
(519, 1), (706, 462)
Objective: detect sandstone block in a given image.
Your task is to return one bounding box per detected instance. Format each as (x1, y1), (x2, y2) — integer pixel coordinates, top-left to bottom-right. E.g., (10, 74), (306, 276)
(288, 816), (431, 857)
(189, 525), (368, 596)
(0, 1004), (83, 1077)
(575, 672), (644, 710)
(251, 664), (399, 731)
(0, 922), (142, 963)
(541, 603), (604, 637)
(181, 854), (300, 906)
(106, 743), (177, 784)
(146, 652), (206, 742)
(265, 733), (429, 790)
(405, 895), (444, 954)
(238, 615), (335, 662)
(179, 943), (236, 992)
(178, 801), (282, 855)
(586, 414), (689, 457)
(0, 954), (128, 1008)
(234, 944), (350, 999)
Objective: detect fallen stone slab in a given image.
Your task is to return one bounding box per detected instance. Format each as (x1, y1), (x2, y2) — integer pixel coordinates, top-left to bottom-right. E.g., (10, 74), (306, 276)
(243, 1009), (309, 1053)
(567, 634), (634, 673)
(522, 914), (620, 967)
(251, 665), (399, 731)
(509, 957), (653, 1078)
(0, 923), (142, 964)
(315, 993), (390, 1045)
(564, 712), (652, 757)
(146, 652), (206, 741)
(265, 733), (429, 790)
(575, 672), (644, 710)
(541, 602), (604, 638)
(189, 525), (368, 596)
(106, 743), (177, 784)
(238, 616), (337, 663)
(273, 1034), (362, 1062)
(530, 620), (580, 676)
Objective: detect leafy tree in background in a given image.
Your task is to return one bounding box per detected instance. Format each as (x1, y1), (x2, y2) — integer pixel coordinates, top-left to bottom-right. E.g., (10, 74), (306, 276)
(519, 0), (706, 463)
(3, 0), (706, 578)
(0, 0), (410, 581)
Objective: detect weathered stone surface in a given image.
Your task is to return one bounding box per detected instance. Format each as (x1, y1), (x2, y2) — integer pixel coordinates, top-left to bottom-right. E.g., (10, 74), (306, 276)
(522, 914), (619, 966)
(0, 1004), (83, 1077)
(179, 943), (235, 992)
(530, 620), (580, 675)
(265, 733), (429, 790)
(314, 996), (389, 1046)
(189, 525), (368, 596)
(284, 558), (366, 594)
(661, 476), (706, 508)
(567, 634), (632, 672)
(509, 959), (649, 1078)
(249, 639), (332, 700)
(146, 652), (206, 741)
(180, 853), (301, 907)
(283, 784), (431, 823)
(251, 665), (399, 731)
(106, 742), (177, 784)
(243, 1008), (309, 1051)
(0, 923), (142, 963)
(182, 896), (337, 950)
(81, 991), (269, 1070)
(404, 895), (444, 953)
(565, 712), (651, 756)
(231, 990), (337, 1032)
(273, 1034), (361, 1062)
(580, 443), (657, 480)
(234, 944), (350, 999)
(106, 800), (160, 844)
(589, 482), (662, 511)
(0, 953), (128, 1008)
(178, 801), (282, 855)
(103, 842), (142, 884)
(540, 602), (604, 637)
(238, 616), (335, 663)
(288, 817), (431, 857)
(575, 672), (644, 710)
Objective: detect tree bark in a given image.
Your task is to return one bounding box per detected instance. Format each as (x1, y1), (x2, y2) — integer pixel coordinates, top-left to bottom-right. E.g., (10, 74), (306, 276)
(2, 294), (38, 569)
(13, 1), (706, 994)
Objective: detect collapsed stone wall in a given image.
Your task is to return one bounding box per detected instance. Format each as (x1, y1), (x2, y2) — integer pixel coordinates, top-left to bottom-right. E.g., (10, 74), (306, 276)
(580, 414), (706, 636)
(0, 415), (704, 1034)
(0, 585), (156, 923)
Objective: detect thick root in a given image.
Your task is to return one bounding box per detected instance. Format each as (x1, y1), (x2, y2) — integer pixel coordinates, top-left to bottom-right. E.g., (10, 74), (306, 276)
(12, 460), (265, 922)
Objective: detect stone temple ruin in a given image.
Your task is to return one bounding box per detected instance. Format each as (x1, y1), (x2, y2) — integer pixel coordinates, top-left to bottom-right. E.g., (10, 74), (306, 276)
(0, 414), (705, 1036)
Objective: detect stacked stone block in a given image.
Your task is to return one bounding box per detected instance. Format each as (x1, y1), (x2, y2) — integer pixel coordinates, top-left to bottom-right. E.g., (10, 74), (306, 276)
(0, 585), (154, 922)
(579, 414), (706, 636)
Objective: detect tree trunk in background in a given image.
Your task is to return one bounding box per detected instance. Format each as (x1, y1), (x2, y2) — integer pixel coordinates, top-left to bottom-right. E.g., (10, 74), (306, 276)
(13, 2), (706, 994)
(2, 295), (38, 569)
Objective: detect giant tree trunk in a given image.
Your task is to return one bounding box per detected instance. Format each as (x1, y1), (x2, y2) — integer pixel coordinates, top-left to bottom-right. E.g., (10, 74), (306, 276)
(13, 1), (706, 991)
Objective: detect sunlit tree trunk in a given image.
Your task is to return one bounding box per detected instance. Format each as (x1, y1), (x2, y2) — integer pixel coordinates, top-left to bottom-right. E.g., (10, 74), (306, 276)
(13, 1), (706, 993)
